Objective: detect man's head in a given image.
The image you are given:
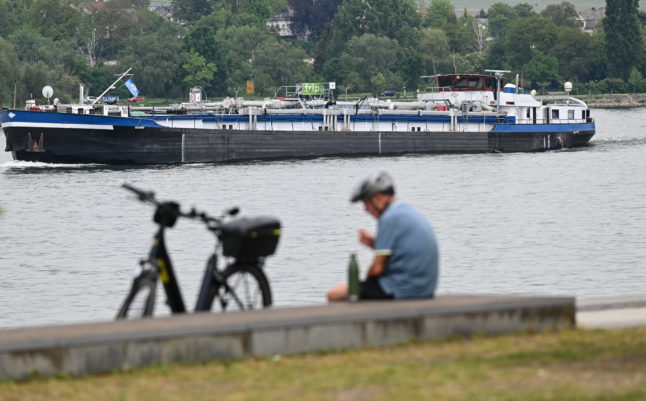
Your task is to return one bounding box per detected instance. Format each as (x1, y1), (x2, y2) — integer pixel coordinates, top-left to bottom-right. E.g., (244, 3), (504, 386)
(350, 171), (396, 218)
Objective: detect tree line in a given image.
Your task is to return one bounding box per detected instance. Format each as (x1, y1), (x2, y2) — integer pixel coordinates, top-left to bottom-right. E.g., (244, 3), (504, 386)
(0, 0), (644, 107)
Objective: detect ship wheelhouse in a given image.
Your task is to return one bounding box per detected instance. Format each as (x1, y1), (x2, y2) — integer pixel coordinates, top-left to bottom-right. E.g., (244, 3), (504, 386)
(436, 74), (501, 92)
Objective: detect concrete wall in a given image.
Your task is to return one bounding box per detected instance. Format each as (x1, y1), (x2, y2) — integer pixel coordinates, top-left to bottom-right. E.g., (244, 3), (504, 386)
(0, 295), (574, 379)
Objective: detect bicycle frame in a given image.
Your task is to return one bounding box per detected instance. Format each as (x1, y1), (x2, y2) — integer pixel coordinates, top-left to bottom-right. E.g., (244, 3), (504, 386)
(148, 225), (186, 313)
(149, 225), (243, 313)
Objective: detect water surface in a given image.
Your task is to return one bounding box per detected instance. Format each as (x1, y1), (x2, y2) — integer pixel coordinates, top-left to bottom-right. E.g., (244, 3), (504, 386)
(1, 108), (645, 328)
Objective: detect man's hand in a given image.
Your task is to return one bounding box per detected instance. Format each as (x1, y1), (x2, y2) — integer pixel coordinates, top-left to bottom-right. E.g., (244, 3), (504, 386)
(358, 229), (375, 248)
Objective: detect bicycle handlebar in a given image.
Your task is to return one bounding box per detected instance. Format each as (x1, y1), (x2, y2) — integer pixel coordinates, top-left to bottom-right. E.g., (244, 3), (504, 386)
(122, 183), (237, 231)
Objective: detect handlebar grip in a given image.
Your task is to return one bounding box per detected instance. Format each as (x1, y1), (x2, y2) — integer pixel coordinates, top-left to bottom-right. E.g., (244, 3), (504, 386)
(122, 183), (156, 203)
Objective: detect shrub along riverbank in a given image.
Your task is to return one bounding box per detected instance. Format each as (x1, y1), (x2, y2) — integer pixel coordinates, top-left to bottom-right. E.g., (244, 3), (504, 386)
(2, 326), (645, 401)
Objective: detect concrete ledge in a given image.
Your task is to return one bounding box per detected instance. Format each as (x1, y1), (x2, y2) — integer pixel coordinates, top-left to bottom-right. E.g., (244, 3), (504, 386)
(0, 295), (574, 380)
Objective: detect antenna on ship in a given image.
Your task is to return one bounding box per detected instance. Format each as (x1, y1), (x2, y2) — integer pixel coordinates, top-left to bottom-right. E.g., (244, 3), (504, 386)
(42, 86), (53, 105)
(484, 69), (510, 116)
(91, 68), (133, 106)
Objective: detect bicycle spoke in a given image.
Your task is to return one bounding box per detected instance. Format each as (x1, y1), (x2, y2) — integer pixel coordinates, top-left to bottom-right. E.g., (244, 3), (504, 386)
(218, 270), (263, 311)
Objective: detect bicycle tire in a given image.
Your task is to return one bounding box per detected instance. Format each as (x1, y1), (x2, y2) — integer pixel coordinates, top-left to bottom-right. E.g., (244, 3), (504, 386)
(214, 264), (272, 312)
(116, 271), (157, 319)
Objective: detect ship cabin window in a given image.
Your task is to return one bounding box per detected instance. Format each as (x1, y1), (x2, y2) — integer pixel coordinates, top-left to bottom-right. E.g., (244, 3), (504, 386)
(526, 108), (531, 118)
(438, 77), (452, 91)
(568, 110), (575, 120)
(455, 78), (468, 89)
(582, 110), (586, 119)
(468, 77), (483, 89)
(438, 75), (498, 91)
(551, 109), (560, 120)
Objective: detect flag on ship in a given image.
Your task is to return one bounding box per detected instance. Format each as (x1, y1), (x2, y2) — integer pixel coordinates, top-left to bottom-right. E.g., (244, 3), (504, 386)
(124, 78), (140, 97)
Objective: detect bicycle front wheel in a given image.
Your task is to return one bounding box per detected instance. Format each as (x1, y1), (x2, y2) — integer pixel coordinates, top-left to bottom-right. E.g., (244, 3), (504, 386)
(215, 264), (272, 312)
(116, 271), (157, 319)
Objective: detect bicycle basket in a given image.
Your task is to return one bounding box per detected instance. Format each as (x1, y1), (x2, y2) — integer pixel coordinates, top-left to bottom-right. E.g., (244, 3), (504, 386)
(220, 216), (281, 258)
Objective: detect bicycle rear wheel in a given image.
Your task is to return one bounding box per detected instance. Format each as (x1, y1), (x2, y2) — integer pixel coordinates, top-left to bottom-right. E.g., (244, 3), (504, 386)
(116, 271), (157, 319)
(215, 264), (272, 312)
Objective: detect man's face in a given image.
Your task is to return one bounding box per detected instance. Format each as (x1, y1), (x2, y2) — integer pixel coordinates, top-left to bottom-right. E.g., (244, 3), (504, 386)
(362, 193), (389, 218)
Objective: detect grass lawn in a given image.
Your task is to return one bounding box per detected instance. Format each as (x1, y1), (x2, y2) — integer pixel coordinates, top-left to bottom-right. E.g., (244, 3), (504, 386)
(1, 327), (645, 401)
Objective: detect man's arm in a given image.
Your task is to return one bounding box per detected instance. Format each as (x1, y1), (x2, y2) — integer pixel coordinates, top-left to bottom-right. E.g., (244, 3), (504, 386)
(366, 254), (388, 278)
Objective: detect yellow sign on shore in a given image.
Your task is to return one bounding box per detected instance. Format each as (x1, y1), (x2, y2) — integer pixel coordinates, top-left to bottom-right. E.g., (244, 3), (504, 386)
(246, 80), (254, 94)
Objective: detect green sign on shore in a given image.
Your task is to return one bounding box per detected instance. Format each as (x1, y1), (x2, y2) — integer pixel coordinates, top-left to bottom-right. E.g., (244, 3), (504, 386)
(301, 83), (327, 95)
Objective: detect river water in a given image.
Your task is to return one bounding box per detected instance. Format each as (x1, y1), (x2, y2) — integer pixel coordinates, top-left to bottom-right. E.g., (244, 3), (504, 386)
(1, 108), (645, 329)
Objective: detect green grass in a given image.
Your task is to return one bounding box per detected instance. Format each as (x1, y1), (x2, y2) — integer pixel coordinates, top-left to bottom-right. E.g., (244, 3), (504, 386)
(1, 327), (645, 401)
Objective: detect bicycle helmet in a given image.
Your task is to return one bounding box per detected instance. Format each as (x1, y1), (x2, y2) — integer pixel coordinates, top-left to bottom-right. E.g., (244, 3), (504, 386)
(350, 171), (395, 202)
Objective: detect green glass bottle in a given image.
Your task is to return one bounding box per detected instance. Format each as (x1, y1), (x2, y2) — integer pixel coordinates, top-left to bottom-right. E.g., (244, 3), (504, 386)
(348, 253), (360, 301)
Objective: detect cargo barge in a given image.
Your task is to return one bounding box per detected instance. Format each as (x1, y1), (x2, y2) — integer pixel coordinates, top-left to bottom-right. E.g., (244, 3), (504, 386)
(1, 71), (595, 165)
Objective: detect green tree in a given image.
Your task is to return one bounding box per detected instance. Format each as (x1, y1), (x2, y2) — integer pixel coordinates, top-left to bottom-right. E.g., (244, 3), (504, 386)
(0, 0), (11, 37)
(242, 0), (271, 20)
(505, 16), (557, 70)
(268, 0), (288, 14)
(425, 0), (454, 28)
(330, 0), (421, 54)
(183, 51), (218, 88)
(628, 67), (646, 91)
(549, 27), (590, 82)
(172, 0), (217, 22)
(417, 28), (451, 74)
(484, 38), (508, 70)
(118, 30), (186, 100)
(585, 32), (607, 81)
(215, 24), (271, 93)
(398, 53), (423, 90)
(288, 0), (342, 41)
(604, 0), (643, 80)
(25, 0), (84, 42)
(251, 38), (313, 95)
(487, 2), (518, 38)
(540, 1), (581, 28)
(459, 51), (487, 73)
(313, 22), (333, 73)
(184, 9), (238, 63)
(0, 36), (19, 107)
(603, 77), (624, 93)
(321, 56), (344, 83)
(523, 49), (559, 88)
(339, 34), (400, 92)
(370, 71), (386, 96)
(513, 3), (535, 18)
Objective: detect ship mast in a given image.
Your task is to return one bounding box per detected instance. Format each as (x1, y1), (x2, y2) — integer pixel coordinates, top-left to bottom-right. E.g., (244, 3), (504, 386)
(91, 68), (133, 106)
(484, 69), (510, 116)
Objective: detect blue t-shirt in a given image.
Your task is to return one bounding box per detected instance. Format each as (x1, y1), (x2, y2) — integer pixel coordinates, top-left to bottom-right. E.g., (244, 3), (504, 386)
(374, 200), (439, 299)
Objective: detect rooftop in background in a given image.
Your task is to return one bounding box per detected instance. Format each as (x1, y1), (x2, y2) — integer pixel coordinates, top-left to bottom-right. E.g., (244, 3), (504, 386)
(415, 0), (619, 14)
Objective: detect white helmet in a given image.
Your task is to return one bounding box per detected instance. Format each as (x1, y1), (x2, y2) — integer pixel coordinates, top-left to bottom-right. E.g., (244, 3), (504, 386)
(350, 171), (395, 202)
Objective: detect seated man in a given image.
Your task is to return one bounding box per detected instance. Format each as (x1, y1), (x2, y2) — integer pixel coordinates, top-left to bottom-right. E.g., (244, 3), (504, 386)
(327, 171), (439, 301)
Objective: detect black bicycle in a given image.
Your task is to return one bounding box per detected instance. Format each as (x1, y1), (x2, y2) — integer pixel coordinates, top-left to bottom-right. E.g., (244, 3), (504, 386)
(116, 183), (280, 319)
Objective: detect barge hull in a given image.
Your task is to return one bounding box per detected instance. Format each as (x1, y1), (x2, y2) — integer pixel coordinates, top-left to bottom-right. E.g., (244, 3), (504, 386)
(3, 124), (594, 165)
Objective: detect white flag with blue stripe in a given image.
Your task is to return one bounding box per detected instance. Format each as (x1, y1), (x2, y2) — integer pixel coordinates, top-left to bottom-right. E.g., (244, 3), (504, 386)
(124, 78), (140, 97)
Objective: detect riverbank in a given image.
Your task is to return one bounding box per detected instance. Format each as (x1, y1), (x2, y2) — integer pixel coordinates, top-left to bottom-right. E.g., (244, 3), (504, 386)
(578, 93), (646, 108)
(2, 326), (644, 400)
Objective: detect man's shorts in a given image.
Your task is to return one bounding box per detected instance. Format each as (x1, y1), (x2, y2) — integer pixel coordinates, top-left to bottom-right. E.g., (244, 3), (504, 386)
(360, 277), (394, 300)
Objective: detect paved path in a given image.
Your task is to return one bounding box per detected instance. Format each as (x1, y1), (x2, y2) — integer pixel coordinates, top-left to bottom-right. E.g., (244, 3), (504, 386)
(576, 295), (646, 329)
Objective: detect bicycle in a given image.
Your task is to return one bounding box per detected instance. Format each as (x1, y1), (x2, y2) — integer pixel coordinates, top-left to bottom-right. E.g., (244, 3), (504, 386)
(116, 183), (280, 319)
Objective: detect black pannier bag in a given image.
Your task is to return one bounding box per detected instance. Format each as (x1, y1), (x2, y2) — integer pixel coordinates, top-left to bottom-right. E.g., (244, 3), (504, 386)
(220, 216), (281, 258)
